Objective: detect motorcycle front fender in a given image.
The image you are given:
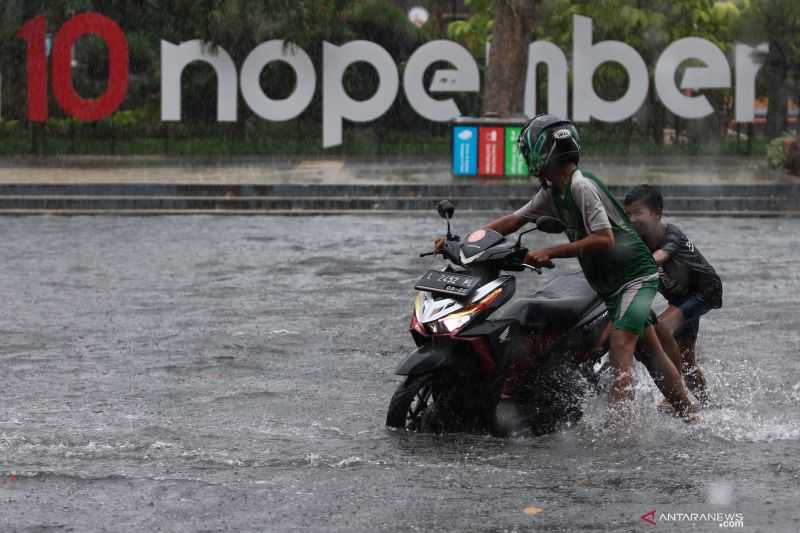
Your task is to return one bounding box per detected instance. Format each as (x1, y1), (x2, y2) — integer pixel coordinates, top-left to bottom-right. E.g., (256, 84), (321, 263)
(395, 342), (452, 376)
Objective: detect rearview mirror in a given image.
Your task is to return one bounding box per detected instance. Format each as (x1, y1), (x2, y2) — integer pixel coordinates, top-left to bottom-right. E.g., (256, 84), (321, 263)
(536, 216), (566, 234)
(437, 200), (455, 220)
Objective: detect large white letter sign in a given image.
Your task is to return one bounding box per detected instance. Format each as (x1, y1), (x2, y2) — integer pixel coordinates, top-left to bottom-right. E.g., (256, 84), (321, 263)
(735, 43), (768, 122)
(403, 40), (479, 122)
(524, 40), (568, 119)
(655, 37), (731, 119)
(572, 15), (649, 122)
(240, 41), (316, 121)
(322, 40), (399, 148)
(161, 40), (238, 122)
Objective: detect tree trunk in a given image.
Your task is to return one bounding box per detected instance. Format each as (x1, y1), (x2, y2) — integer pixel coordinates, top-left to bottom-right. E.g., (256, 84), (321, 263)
(482, 0), (534, 117)
(431, 1), (446, 37)
(765, 40), (789, 139)
(646, 81), (665, 145)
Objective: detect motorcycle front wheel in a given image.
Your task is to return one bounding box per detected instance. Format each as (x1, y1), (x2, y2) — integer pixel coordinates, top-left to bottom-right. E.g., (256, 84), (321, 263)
(385, 374), (437, 431)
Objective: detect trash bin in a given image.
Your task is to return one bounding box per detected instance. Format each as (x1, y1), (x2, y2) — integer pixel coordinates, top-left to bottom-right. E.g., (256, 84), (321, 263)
(451, 116), (529, 178)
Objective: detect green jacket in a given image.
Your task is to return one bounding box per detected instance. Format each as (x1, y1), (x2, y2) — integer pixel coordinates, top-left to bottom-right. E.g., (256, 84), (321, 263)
(551, 170), (657, 298)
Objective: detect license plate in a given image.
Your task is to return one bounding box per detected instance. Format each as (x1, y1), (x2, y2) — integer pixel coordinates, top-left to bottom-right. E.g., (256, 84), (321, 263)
(415, 270), (480, 298)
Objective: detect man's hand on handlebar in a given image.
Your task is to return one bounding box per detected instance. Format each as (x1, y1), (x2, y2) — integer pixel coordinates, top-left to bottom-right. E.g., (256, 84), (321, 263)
(525, 249), (555, 269)
(420, 236), (446, 257)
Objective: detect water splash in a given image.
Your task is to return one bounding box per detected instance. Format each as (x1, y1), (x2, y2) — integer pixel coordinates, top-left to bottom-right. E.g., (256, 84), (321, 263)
(575, 357), (800, 444)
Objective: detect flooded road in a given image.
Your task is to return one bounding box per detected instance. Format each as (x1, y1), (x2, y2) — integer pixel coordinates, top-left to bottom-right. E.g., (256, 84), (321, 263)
(1, 214), (799, 532)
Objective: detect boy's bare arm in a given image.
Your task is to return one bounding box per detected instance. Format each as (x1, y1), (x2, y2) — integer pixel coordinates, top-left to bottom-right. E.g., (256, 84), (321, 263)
(484, 213), (528, 236)
(528, 229), (615, 265)
(526, 229), (614, 266)
(434, 212), (527, 251)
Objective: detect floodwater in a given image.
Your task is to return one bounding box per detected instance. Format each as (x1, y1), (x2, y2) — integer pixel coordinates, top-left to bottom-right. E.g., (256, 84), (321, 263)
(1, 214), (799, 532)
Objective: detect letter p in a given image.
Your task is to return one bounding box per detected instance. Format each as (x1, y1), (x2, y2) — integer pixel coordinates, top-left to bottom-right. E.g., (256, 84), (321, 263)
(322, 41), (399, 148)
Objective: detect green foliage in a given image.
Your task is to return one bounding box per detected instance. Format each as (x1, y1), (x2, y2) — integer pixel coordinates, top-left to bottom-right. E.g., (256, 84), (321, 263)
(1, 120), (21, 132)
(448, 0), (494, 58)
(742, 0), (800, 68)
(536, 0), (744, 61)
(766, 132), (794, 168)
(446, 0), (754, 143)
(0, 0), (792, 156)
(345, 0), (423, 57)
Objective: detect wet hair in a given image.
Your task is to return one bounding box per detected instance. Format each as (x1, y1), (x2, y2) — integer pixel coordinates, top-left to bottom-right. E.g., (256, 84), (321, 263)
(624, 184), (663, 212)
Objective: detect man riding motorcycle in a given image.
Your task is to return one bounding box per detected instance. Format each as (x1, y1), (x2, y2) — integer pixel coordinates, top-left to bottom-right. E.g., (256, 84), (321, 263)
(436, 114), (695, 427)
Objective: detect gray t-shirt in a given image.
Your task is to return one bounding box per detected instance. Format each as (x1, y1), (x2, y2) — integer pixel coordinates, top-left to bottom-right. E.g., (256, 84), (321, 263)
(513, 169), (658, 298)
(514, 169), (621, 234)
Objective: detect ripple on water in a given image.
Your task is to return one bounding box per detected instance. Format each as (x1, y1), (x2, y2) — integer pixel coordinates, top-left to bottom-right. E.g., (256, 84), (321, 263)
(1, 215), (799, 531)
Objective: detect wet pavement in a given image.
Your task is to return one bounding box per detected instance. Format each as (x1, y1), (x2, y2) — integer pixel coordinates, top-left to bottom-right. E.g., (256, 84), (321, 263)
(1, 214), (799, 532)
(0, 155), (790, 185)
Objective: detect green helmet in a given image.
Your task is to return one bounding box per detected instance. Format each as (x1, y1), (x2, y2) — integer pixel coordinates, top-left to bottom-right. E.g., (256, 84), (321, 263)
(517, 114), (581, 179)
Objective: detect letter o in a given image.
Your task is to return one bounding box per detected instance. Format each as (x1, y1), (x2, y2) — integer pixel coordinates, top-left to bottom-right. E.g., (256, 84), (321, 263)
(241, 41), (316, 121)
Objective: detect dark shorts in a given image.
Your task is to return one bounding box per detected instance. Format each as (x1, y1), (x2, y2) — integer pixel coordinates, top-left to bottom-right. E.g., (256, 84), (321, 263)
(666, 292), (711, 339)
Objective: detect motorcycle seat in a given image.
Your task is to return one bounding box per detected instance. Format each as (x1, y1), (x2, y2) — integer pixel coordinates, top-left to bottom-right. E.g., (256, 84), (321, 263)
(495, 272), (602, 330)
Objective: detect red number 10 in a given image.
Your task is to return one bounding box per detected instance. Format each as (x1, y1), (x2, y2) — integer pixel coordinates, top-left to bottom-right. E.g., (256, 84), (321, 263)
(17, 13), (129, 122)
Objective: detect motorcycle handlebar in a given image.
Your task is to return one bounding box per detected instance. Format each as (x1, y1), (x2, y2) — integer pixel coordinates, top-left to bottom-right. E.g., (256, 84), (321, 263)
(421, 240), (555, 272)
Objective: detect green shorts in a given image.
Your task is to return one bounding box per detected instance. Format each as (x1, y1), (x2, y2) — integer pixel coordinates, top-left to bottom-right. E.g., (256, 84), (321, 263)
(605, 276), (659, 337)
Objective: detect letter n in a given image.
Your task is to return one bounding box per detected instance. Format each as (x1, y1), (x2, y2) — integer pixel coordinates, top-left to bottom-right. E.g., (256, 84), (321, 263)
(524, 41), (568, 119)
(161, 40), (238, 122)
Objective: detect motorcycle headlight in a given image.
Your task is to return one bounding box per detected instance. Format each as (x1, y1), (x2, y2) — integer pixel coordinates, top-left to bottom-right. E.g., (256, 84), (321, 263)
(414, 292), (424, 318)
(411, 292), (430, 335)
(439, 313), (473, 333)
(434, 287), (503, 333)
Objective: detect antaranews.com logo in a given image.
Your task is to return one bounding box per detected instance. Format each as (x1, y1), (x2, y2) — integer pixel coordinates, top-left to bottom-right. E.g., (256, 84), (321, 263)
(640, 509), (745, 528)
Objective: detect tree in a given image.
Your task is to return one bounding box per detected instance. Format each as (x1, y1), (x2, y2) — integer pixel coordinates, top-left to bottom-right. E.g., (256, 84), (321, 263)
(741, 0), (800, 138)
(534, 0), (744, 145)
(482, 0), (535, 116)
(450, 0), (745, 132)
